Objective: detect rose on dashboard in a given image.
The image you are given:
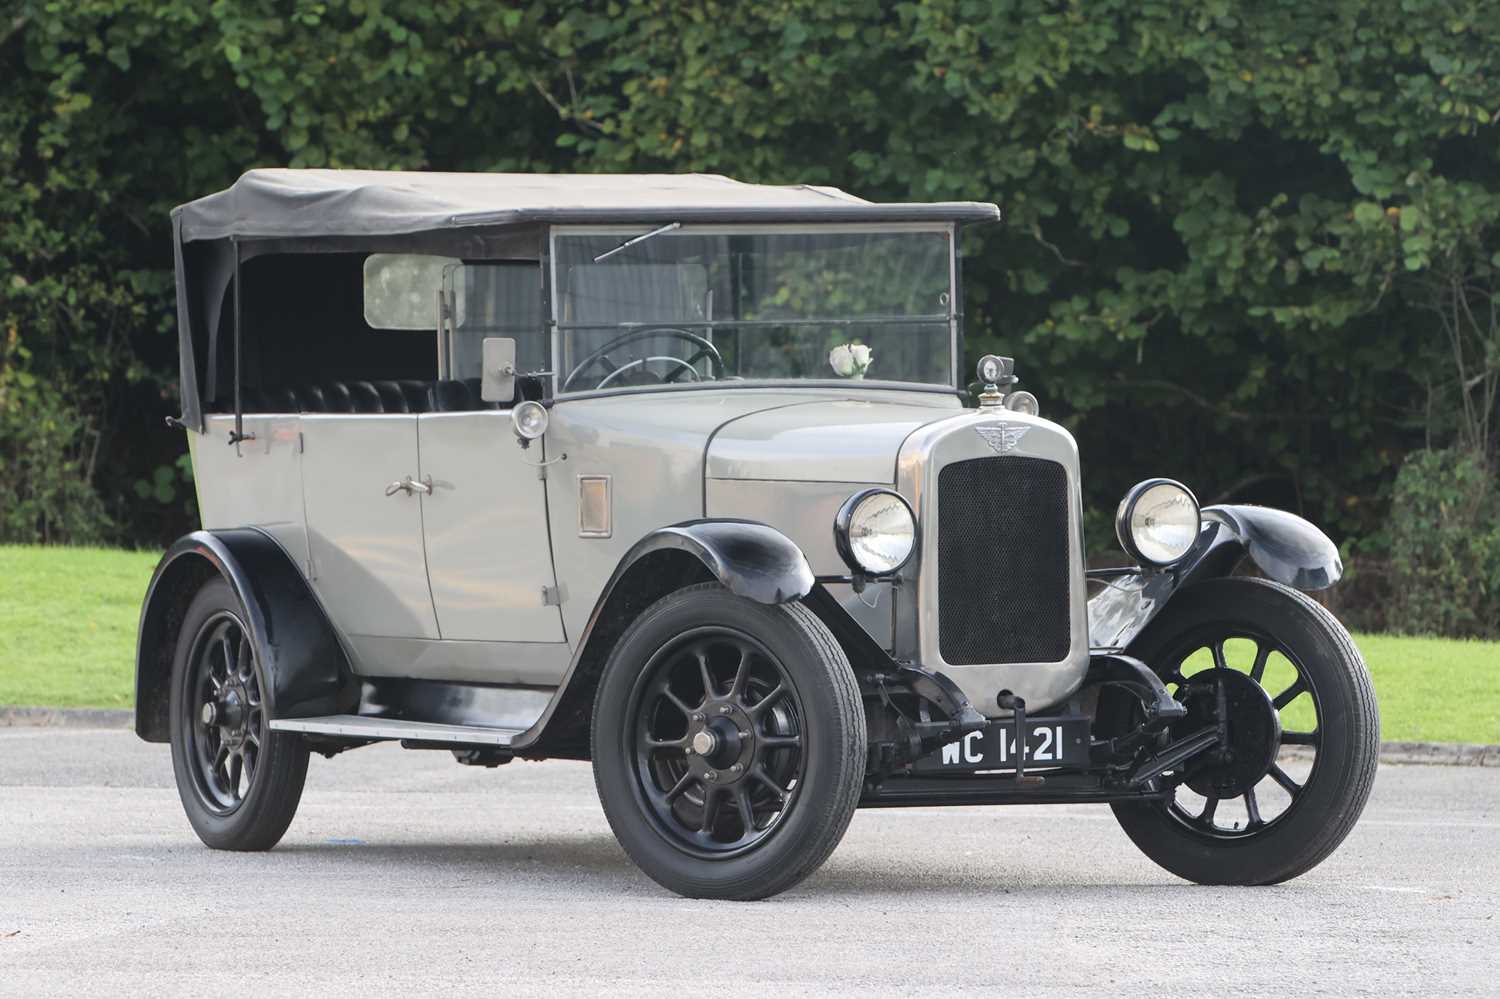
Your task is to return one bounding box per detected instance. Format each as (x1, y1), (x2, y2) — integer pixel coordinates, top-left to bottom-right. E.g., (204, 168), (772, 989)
(829, 342), (873, 379)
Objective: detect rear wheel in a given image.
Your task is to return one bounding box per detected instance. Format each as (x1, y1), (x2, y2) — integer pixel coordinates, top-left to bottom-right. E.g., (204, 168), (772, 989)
(168, 579), (309, 851)
(1112, 577), (1379, 885)
(592, 584), (865, 900)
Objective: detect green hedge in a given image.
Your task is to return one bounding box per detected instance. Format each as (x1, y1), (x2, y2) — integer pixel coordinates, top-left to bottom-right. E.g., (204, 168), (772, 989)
(2, 2), (1498, 632)
(1388, 448), (1500, 639)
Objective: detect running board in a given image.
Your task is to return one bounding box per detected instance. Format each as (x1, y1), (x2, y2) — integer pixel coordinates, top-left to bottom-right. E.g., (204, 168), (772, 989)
(270, 715), (524, 746)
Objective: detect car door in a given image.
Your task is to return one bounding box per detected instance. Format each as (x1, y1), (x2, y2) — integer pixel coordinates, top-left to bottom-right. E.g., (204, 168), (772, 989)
(417, 409), (566, 642)
(301, 412), (440, 640)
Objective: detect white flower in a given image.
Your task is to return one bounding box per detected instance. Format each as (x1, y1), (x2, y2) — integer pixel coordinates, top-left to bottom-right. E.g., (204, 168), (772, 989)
(829, 342), (874, 379)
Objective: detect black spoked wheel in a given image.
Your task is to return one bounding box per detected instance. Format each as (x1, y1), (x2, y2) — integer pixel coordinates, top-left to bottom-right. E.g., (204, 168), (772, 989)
(169, 580), (309, 851)
(1113, 577), (1379, 885)
(185, 612), (267, 811)
(1156, 625), (1322, 838)
(632, 627), (805, 856)
(593, 584), (865, 900)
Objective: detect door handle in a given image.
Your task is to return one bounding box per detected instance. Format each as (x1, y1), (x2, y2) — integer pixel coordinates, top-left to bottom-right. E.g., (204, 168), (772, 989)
(384, 475), (432, 497)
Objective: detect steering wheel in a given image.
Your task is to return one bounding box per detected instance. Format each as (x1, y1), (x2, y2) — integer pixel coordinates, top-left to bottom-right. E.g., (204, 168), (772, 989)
(562, 326), (725, 392)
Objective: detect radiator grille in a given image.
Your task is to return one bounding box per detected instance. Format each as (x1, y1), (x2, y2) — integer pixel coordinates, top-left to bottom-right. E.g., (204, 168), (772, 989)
(937, 456), (1071, 665)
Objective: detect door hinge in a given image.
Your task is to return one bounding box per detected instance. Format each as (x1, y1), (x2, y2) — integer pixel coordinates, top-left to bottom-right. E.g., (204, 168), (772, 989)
(297, 431), (305, 454)
(541, 585), (563, 607)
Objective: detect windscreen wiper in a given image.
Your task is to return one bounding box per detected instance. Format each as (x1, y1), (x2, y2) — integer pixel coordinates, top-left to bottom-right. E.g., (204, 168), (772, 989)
(592, 221), (681, 263)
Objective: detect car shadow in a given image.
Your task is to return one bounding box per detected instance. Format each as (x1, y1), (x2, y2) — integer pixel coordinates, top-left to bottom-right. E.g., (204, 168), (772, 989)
(807, 866), (1197, 897)
(277, 833), (642, 885)
(273, 833), (1272, 900)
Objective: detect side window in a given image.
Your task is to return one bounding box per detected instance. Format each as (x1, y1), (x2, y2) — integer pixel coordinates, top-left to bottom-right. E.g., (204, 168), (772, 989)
(223, 253), (543, 416)
(363, 253), (461, 331)
(447, 263), (547, 389)
(230, 252), (440, 415)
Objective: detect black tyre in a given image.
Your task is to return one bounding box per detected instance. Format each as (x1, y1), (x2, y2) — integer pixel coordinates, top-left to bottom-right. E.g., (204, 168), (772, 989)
(1112, 577), (1379, 885)
(168, 579), (309, 851)
(591, 584), (866, 900)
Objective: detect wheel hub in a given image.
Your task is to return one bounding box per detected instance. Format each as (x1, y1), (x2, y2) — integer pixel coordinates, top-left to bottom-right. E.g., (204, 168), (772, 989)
(1177, 668), (1281, 798)
(685, 703), (753, 780)
(209, 684), (250, 749)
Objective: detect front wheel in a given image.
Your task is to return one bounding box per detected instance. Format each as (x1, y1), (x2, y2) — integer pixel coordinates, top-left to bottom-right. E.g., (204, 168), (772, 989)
(591, 584), (866, 900)
(168, 579), (309, 851)
(1112, 577), (1379, 885)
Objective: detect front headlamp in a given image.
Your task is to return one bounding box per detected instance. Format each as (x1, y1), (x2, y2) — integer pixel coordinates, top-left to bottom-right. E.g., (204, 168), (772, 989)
(835, 488), (917, 576)
(1115, 478), (1200, 566)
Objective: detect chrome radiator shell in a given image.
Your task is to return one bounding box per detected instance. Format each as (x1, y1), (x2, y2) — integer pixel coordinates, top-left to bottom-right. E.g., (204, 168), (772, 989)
(894, 411), (1090, 717)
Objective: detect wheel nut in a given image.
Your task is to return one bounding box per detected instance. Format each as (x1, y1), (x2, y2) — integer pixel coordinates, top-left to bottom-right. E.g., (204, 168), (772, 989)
(704, 770), (718, 782)
(718, 705), (732, 715)
(200, 703), (217, 725)
(729, 763), (742, 774)
(692, 713), (705, 723)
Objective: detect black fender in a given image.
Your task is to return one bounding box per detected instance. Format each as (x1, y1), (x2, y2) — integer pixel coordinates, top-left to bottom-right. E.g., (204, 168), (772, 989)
(516, 520), (816, 757)
(632, 520), (817, 604)
(523, 520), (984, 760)
(800, 586), (984, 727)
(1198, 505), (1342, 590)
(1088, 504), (1343, 652)
(134, 529), (356, 742)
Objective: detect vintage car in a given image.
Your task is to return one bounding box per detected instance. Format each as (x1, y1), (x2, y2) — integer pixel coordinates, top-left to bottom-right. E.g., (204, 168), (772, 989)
(136, 169), (1379, 899)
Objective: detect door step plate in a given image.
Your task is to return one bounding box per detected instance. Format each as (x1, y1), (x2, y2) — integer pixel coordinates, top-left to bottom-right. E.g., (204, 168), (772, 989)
(270, 715), (524, 746)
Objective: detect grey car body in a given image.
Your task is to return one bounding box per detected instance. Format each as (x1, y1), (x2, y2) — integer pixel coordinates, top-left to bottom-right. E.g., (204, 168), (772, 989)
(146, 171), (1091, 739)
(188, 384), (1087, 731)
(134, 170), (1375, 900)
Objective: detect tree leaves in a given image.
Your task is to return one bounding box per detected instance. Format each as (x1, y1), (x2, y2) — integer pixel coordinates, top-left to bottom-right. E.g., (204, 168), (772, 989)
(2, 0), (1497, 546)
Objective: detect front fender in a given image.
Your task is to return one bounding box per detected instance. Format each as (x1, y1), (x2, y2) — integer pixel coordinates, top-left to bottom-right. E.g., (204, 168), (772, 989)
(509, 520), (815, 757)
(1200, 505), (1342, 590)
(631, 520), (816, 604)
(134, 529), (355, 742)
(1088, 504), (1342, 651)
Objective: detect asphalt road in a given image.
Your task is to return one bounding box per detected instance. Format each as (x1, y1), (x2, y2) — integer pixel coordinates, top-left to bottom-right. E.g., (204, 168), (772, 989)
(1, 729), (1496, 997)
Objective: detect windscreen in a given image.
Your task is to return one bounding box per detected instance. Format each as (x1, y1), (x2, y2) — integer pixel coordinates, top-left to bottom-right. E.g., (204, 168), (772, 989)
(552, 227), (955, 393)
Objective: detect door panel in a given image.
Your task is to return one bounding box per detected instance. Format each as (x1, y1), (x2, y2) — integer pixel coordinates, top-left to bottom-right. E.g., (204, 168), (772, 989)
(301, 415), (438, 640)
(193, 414), (310, 573)
(418, 412), (566, 643)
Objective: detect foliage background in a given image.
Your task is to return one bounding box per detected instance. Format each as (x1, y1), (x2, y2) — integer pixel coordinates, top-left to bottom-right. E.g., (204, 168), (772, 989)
(2, 0), (1497, 633)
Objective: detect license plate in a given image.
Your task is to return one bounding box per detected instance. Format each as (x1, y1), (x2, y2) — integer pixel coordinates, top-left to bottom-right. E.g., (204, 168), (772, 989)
(914, 716), (1091, 773)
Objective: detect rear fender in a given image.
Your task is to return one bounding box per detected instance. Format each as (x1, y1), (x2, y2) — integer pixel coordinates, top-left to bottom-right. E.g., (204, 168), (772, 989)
(134, 529), (355, 742)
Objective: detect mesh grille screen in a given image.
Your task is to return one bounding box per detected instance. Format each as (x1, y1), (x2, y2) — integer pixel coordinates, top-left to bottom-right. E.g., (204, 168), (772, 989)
(937, 456), (1071, 665)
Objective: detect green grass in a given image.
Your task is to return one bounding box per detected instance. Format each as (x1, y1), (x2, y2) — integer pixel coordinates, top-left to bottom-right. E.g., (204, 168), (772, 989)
(1, 545), (1497, 742)
(1357, 633), (1500, 743)
(1181, 633), (1500, 745)
(0, 545), (161, 708)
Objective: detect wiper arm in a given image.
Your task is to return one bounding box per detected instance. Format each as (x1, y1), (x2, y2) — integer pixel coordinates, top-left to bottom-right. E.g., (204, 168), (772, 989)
(592, 221), (681, 263)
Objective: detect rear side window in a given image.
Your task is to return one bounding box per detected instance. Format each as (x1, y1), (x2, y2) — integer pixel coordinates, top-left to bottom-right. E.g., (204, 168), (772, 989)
(363, 254), (462, 330)
(212, 253), (546, 415)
